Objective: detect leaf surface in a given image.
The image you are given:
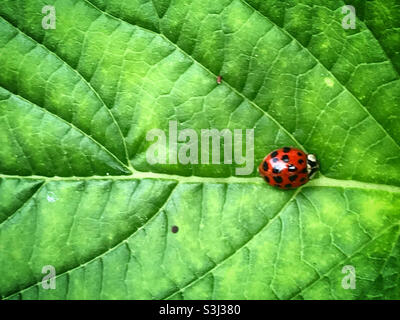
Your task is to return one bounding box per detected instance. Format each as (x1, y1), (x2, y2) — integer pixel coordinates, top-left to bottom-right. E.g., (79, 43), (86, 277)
(0, 0), (399, 299)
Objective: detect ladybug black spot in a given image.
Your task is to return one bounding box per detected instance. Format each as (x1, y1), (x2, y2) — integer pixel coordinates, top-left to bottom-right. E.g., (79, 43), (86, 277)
(288, 165), (297, 172)
(302, 168), (307, 173)
(284, 184), (292, 188)
(272, 157), (279, 163)
(300, 177), (306, 182)
(283, 147), (291, 153)
(298, 159), (304, 164)
(272, 166), (281, 174)
(273, 176), (283, 183)
(263, 161), (268, 171)
(271, 151), (278, 157)
(281, 155), (289, 162)
(289, 174), (298, 182)
(264, 176), (270, 183)
(297, 152), (303, 156)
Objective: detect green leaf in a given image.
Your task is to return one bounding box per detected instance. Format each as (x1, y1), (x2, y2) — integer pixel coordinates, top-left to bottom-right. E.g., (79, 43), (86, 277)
(0, 0), (399, 300)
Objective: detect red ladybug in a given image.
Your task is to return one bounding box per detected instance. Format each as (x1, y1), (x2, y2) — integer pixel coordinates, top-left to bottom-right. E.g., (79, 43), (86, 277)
(259, 147), (319, 189)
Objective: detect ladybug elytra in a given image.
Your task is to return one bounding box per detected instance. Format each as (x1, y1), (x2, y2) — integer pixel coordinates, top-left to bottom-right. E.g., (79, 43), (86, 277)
(259, 147), (319, 189)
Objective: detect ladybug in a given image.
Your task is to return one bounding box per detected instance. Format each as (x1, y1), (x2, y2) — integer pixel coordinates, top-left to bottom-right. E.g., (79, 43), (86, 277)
(259, 147), (319, 189)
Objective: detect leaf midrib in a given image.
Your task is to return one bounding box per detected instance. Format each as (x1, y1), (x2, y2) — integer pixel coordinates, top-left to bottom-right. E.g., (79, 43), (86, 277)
(1, 172), (400, 193)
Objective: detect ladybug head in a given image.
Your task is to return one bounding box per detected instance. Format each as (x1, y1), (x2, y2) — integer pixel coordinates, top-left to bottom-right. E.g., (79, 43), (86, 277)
(307, 154), (319, 179)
